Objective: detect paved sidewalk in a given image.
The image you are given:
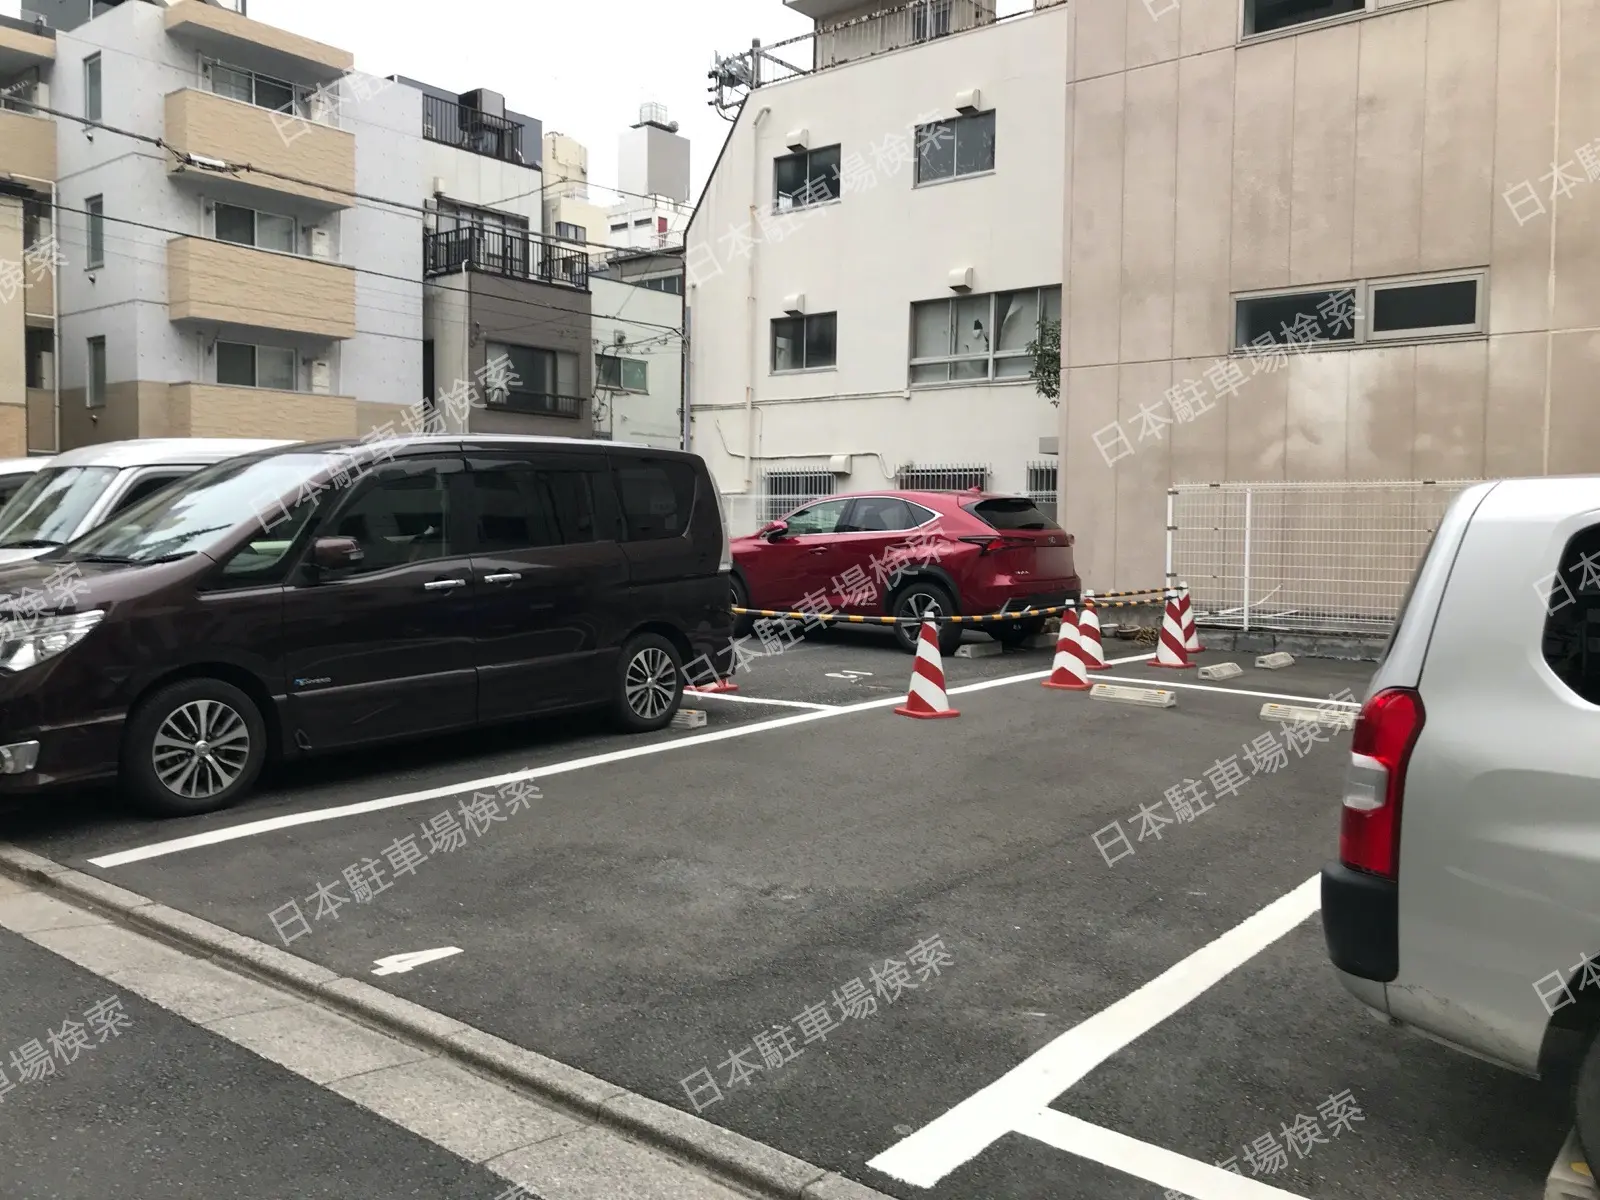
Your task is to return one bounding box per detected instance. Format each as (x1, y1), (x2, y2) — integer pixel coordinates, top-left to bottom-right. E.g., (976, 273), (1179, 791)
(0, 858), (888, 1200)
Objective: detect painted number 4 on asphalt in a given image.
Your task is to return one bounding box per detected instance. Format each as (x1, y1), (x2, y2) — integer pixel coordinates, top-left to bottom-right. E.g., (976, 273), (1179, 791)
(371, 947), (463, 976)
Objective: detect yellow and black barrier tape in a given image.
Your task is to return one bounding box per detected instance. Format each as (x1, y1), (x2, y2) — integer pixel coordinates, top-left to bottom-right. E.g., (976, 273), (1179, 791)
(1087, 586), (1168, 599)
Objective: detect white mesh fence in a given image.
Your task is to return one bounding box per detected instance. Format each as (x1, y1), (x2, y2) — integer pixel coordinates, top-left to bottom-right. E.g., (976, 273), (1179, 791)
(1170, 480), (1479, 635)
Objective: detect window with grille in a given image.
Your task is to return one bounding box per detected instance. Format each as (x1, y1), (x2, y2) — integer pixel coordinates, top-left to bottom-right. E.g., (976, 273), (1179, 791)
(1026, 461), (1058, 520)
(896, 465), (989, 492)
(761, 470), (833, 522)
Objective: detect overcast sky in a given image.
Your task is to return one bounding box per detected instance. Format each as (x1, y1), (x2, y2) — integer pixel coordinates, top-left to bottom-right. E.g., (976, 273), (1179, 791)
(249, 0), (814, 204)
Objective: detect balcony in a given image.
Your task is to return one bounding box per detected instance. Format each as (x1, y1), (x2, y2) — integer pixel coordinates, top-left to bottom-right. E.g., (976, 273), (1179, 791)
(0, 15), (54, 76)
(167, 236), (355, 339)
(422, 94), (525, 164)
(165, 87), (355, 208)
(163, 0), (351, 81)
(483, 390), (585, 420)
(168, 383), (357, 439)
(0, 107), (54, 183)
(423, 227), (590, 292)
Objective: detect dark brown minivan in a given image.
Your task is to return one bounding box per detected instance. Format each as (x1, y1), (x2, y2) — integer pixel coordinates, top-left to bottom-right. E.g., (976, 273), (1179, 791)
(0, 435), (734, 816)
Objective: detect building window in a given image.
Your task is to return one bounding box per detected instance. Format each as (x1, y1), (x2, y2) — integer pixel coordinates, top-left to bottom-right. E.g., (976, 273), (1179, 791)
(774, 145), (841, 210)
(771, 313), (837, 372)
(84, 195), (104, 269)
(484, 341), (581, 414)
(609, 222), (628, 232)
(213, 202), (297, 254)
(86, 336), (106, 408)
(217, 341), (297, 391)
(597, 354), (648, 393)
(83, 53), (101, 122)
(914, 112), (996, 185)
(633, 217), (651, 228)
(910, 285), (1059, 385)
(1026, 461), (1058, 521)
(208, 60), (298, 114)
(761, 470), (833, 523)
(896, 464), (989, 492)
(1233, 271), (1483, 350)
(1244, 0), (1367, 36)
(555, 220), (585, 243)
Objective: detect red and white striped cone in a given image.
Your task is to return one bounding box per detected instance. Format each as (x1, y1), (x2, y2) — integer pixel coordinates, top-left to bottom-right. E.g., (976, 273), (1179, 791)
(1041, 606), (1091, 690)
(894, 620), (960, 719)
(1177, 581), (1205, 654)
(1151, 591), (1196, 669)
(1078, 593), (1110, 671)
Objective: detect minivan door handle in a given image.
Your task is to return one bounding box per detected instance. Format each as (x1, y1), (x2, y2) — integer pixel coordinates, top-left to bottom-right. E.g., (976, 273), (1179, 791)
(482, 572), (522, 584)
(423, 578), (467, 591)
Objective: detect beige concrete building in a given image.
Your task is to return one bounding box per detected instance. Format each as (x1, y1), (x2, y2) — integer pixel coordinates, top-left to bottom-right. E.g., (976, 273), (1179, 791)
(1058, 0), (1600, 589)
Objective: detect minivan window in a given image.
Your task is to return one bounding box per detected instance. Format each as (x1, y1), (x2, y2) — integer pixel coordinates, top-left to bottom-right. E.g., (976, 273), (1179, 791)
(326, 468), (453, 572)
(108, 471), (188, 517)
(468, 465), (560, 552)
(63, 453), (343, 564)
(1542, 523), (1600, 705)
(967, 497), (1062, 532)
(615, 460), (696, 541)
(0, 466), (120, 548)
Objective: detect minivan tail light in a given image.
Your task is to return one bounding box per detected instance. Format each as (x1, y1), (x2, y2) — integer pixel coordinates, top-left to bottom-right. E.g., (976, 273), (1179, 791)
(1338, 687), (1424, 880)
(713, 488), (732, 573)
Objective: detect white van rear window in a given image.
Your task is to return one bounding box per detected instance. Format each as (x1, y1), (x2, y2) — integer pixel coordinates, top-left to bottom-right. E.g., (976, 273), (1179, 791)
(1542, 525), (1600, 705)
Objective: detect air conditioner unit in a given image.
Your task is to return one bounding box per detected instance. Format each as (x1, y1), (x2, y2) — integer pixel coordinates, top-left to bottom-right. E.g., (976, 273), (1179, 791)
(613, 329), (628, 345)
(309, 360), (332, 394)
(308, 88), (336, 125)
(948, 267), (973, 292)
(783, 293), (805, 315)
(955, 88), (982, 115)
(309, 228), (331, 259)
(827, 454), (852, 476)
(431, 176), (445, 196)
(785, 128), (809, 153)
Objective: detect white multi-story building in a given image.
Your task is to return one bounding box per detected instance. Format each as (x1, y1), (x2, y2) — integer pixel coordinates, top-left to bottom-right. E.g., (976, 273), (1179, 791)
(541, 130), (609, 250)
(686, 0), (1069, 532)
(608, 103), (691, 252)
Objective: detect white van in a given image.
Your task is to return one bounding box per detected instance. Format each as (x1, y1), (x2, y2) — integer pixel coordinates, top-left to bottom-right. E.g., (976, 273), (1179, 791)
(0, 457), (51, 514)
(0, 439), (297, 565)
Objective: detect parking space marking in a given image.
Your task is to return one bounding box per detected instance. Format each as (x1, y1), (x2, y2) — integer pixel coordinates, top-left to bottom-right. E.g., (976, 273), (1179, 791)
(866, 875), (1321, 1188)
(1091, 675), (1363, 708)
(688, 692), (840, 710)
(1012, 1108), (1307, 1199)
(89, 653), (1156, 871)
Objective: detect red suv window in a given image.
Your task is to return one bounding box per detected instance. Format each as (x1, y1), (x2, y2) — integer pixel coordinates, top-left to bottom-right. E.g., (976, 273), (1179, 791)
(964, 497), (1061, 532)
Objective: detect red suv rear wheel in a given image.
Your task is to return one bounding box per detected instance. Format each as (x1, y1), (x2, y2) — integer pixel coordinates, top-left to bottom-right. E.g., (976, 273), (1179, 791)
(890, 581), (962, 655)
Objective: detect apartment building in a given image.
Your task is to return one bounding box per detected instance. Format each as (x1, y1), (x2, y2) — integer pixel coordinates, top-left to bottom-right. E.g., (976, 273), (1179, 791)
(397, 78), (599, 438)
(0, 0), (424, 448)
(696, 0), (1600, 585)
(688, 0), (1069, 529)
(542, 130), (610, 249)
(0, 8), (59, 454)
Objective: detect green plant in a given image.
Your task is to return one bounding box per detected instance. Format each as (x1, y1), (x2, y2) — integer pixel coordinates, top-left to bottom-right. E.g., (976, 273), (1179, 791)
(1027, 318), (1061, 406)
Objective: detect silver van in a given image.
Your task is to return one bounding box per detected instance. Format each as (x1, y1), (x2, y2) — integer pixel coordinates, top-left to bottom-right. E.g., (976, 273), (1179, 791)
(0, 438), (295, 565)
(1323, 476), (1600, 1153)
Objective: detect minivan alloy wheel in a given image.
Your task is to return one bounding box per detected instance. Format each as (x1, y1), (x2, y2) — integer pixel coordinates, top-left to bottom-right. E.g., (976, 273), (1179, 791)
(152, 698), (251, 799)
(624, 646), (677, 720)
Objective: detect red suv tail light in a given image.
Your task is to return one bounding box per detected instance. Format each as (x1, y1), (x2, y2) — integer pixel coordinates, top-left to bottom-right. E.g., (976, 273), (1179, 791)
(1339, 687), (1425, 880)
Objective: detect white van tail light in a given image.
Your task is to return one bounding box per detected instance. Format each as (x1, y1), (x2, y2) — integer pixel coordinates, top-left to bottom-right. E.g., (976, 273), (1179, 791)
(713, 489), (732, 573)
(1339, 687), (1425, 880)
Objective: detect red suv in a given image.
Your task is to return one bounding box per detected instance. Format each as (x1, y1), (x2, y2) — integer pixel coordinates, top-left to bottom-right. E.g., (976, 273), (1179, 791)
(729, 489), (1079, 653)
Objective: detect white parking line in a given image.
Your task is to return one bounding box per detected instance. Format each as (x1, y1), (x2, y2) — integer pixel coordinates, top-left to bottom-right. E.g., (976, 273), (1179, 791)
(88, 652), (1157, 870)
(1013, 1109), (1309, 1199)
(689, 692), (838, 711)
(866, 875), (1322, 1188)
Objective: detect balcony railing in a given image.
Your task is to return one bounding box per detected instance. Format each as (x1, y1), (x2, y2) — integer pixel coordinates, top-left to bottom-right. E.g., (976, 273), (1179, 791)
(484, 390), (585, 419)
(423, 226), (590, 291)
(422, 94), (524, 164)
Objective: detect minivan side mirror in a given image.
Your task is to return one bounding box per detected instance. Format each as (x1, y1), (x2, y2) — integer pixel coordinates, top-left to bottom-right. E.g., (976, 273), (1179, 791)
(311, 535), (364, 571)
(759, 520), (789, 539)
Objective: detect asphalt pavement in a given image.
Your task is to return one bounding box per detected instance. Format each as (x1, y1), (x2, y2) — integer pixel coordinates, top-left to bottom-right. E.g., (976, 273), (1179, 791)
(0, 926), (513, 1200)
(0, 635), (1574, 1200)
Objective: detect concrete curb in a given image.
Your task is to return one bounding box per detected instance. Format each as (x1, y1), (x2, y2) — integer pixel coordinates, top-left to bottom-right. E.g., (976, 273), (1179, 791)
(0, 842), (894, 1200)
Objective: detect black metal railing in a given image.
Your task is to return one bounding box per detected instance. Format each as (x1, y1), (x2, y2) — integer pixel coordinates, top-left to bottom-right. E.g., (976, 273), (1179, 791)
(423, 227), (589, 291)
(422, 94), (523, 163)
(484, 390), (584, 419)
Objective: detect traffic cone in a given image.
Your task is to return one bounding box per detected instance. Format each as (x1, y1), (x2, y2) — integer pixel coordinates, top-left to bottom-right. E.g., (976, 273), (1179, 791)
(894, 620), (960, 719)
(1151, 591), (1196, 669)
(1042, 606), (1091, 690)
(1078, 593), (1110, 671)
(1177, 581), (1205, 654)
